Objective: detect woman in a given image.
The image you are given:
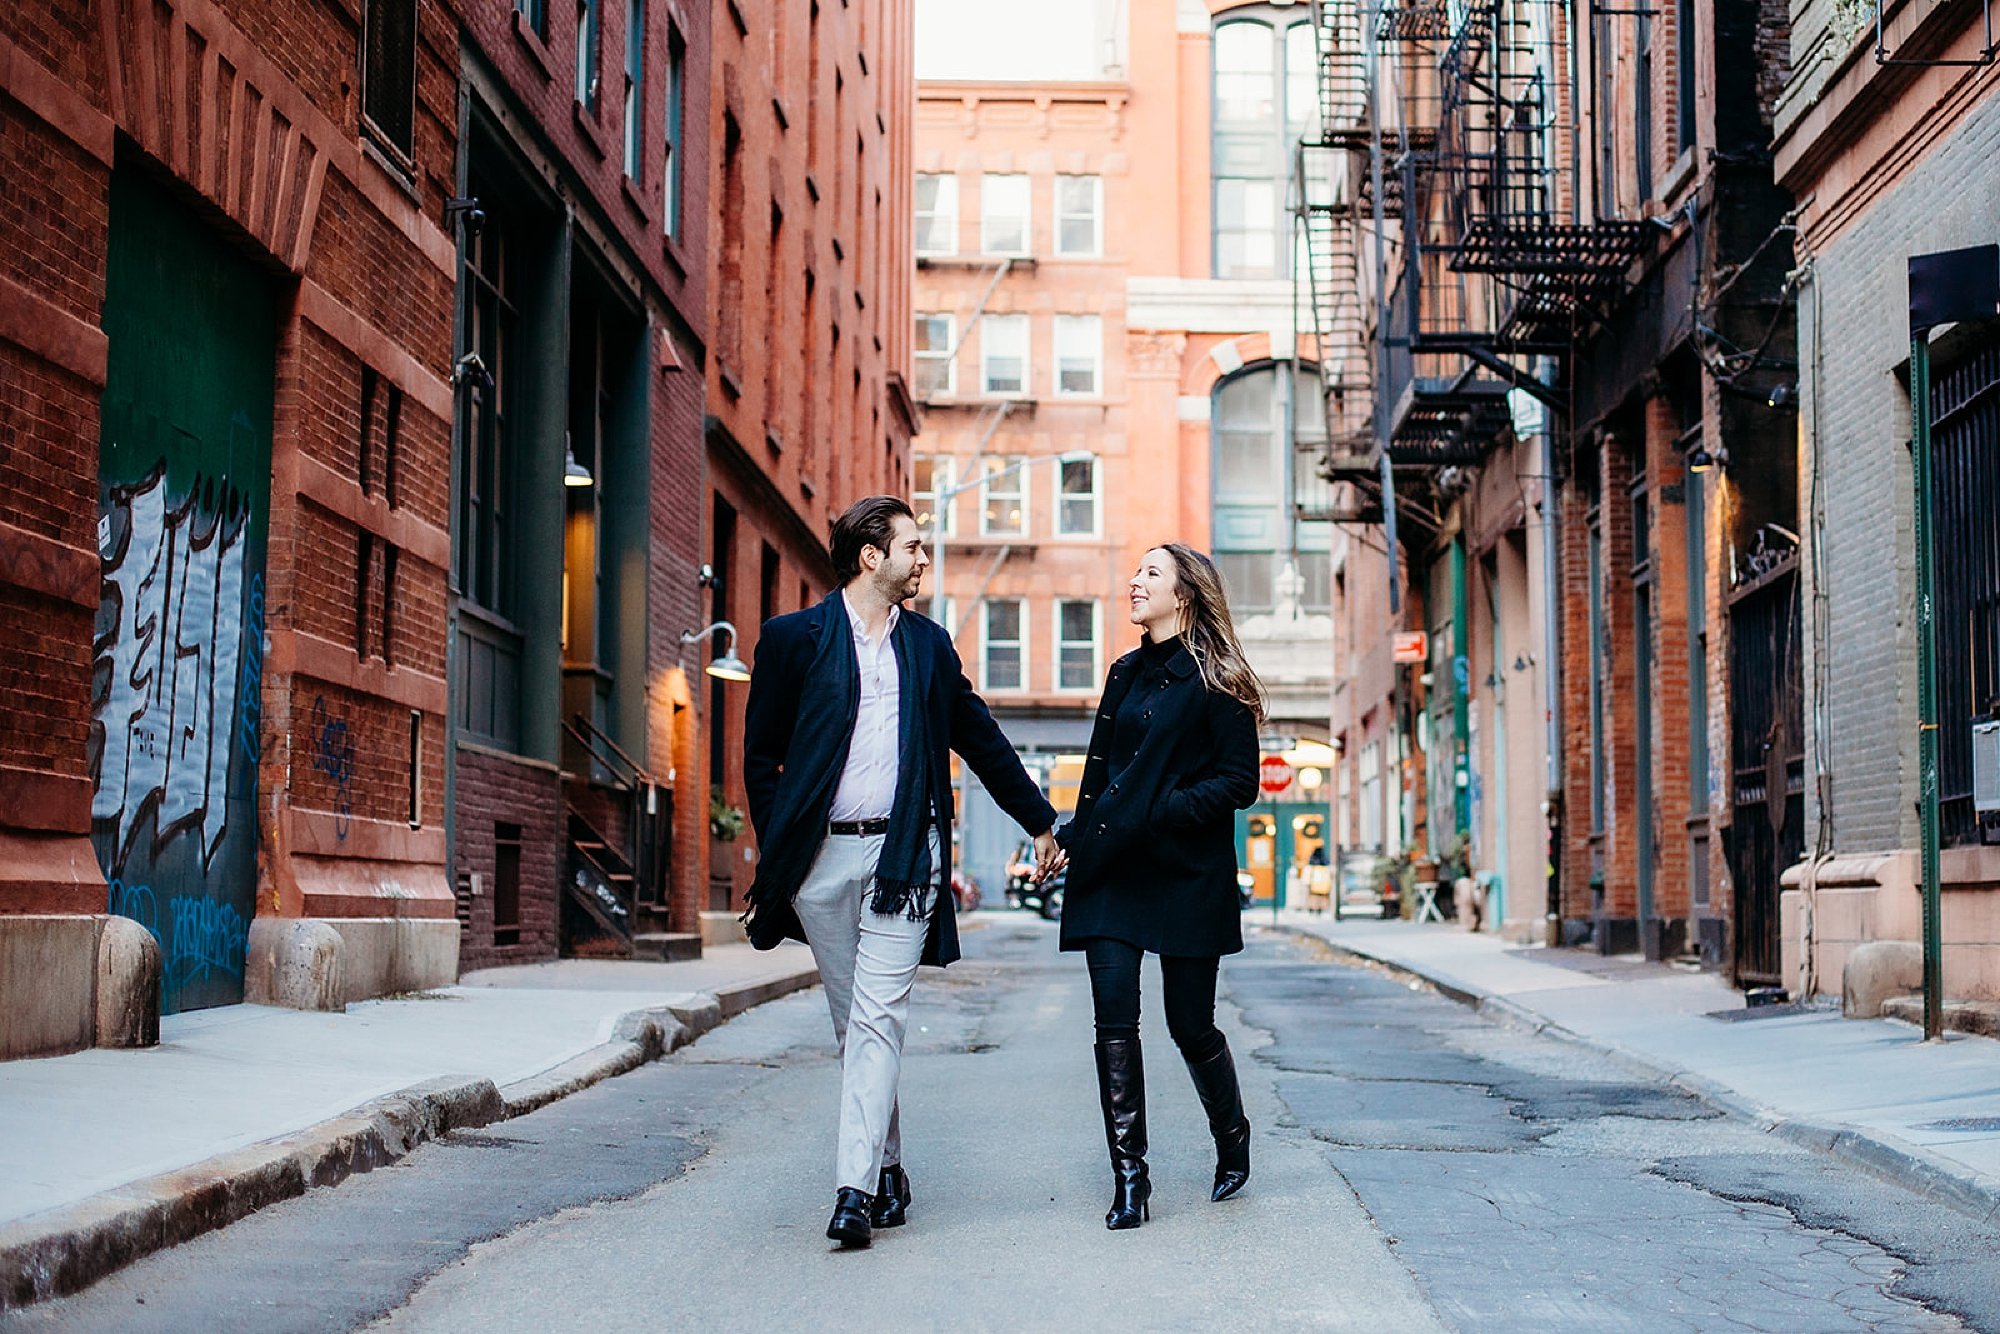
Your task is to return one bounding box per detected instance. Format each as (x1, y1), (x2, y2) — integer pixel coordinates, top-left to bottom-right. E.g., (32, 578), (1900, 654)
(1056, 543), (1264, 1230)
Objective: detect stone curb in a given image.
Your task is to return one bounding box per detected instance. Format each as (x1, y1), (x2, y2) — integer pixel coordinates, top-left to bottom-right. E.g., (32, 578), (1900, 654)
(0, 961), (821, 1310)
(1268, 924), (2000, 1227)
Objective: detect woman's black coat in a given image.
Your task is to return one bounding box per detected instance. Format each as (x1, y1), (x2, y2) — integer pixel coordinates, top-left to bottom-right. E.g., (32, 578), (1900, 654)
(1056, 641), (1261, 957)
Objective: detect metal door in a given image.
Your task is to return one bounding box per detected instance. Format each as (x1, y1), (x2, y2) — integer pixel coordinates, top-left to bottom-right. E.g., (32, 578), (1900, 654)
(93, 170), (276, 1013)
(1724, 559), (1803, 987)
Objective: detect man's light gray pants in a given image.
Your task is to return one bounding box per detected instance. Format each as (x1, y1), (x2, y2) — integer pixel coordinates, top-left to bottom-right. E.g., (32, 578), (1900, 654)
(792, 830), (936, 1195)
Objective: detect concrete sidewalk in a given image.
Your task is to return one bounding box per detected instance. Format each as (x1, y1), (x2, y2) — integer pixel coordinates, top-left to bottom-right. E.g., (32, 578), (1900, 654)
(0, 941), (818, 1307)
(1269, 912), (2000, 1224)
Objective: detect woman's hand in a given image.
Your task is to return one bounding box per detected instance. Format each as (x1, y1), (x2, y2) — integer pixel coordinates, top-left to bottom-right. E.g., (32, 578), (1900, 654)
(1033, 828), (1068, 882)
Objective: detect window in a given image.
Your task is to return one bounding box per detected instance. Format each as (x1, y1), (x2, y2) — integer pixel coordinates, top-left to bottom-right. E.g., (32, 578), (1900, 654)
(983, 599), (1026, 691)
(1215, 180), (1279, 279)
(916, 174), (958, 255)
(981, 174), (1031, 256)
(980, 456), (1028, 536)
(1217, 551), (1277, 611)
(913, 455), (952, 536)
(1359, 741), (1383, 849)
(1213, 369), (1278, 499)
(1211, 13), (1312, 278)
(576, 0), (601, 112)
(914, 313), (955, 400)
(1057, 600), (1099, 690)
(622, 0), (644, 178)
(1213, 21), (1275, 125)
(980, 313), (1029, 396)
(1055, 175), (1102, 256)
(917, 593), (955, 634)
(514, 0), (546, 38)
(1057, 456), (1098, 536)
(1054, 315), (1101, 397)
(361, 0), (417, 158)
(1676, 0), (1696, 156)
(663, 26), (685, 235)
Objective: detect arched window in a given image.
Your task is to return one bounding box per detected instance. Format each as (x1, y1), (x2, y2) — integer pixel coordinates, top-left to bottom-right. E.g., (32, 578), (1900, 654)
(1212, 10), (1317, 279)
(1211, 362), (1333, 612)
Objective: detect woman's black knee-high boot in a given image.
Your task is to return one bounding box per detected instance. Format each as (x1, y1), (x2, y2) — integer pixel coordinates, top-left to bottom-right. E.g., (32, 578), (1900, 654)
(1094, 1038), (1151, 1229)
(1184, 1035), (1250, 1201)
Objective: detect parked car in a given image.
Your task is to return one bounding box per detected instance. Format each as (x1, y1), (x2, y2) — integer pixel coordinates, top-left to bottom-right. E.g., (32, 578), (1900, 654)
(1005, 840), (1063, 919)
(951, 870), (982, 913)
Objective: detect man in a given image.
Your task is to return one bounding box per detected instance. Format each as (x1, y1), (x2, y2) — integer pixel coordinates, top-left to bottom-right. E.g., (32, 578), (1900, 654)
(742, 495), (1063, 1248)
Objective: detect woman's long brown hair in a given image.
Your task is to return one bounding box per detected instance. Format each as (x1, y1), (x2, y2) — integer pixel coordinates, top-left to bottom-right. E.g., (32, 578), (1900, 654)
(1150, 542), (1267, 724)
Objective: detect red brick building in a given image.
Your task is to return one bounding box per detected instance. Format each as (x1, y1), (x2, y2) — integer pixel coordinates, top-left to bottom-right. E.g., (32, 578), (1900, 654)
(0, 0), (465, 1054)
(448, 0), (713, 968)
(700, 0), (918, 918)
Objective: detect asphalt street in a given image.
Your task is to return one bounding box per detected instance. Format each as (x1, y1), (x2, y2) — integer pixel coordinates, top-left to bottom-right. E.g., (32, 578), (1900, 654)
(7, 918), (1998, 1332)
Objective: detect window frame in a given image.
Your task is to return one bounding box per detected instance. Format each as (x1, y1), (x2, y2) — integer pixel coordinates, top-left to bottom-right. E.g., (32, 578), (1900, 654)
(980, 173), (1032, 257)
(912, 454), (954, 537)
(981, 597), (1028, 693)
(915, 173), (959, 256)
(980, 454), (1030, 538)
(979, 312), (1030, 398)
(576, 0), (602, 114)
(1053, 174), (1103, 258)
(1055, 598), (1101, 692)
(914, 312), (956, 400)
(622, 0), (645, 180)
(662, 25), (685, 236)
(1053, 314), (1102, 398)
(1056, 455), (1100, 537)
(360, 0), (418, 161)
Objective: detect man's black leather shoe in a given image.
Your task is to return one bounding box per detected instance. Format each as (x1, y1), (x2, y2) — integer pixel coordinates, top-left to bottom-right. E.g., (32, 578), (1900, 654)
(872, 1164), (911, 1228)
(827, 1188), (874, 1248)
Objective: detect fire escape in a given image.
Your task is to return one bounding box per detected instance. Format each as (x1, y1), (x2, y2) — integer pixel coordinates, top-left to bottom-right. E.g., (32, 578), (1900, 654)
(1295, 0), (1653, 529)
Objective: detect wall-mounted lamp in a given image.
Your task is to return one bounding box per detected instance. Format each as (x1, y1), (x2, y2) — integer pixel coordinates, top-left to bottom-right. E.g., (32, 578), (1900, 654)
(1767, 383), (1798, 411)
(1687, 444), (1730, 474)
(681, 621), (751, 682)
(563, 433), (595, 489)
(443, 195), (485, 237)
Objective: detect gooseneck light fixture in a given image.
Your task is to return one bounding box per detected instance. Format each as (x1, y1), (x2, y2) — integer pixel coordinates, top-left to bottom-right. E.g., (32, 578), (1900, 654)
(681, 621), (751, 682)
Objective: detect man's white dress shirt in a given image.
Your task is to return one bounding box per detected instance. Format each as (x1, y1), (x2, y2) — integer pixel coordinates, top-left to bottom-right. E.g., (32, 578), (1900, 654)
(829, 592), (901, 823)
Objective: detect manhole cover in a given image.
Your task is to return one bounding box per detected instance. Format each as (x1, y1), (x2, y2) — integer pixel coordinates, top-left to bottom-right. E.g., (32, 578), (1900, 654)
(1703, 1001), (1816, 1023)
(1915, 1117), (2000, 1133)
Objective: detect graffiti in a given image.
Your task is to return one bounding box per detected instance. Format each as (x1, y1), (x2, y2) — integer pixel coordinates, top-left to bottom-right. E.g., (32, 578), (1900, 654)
(106, 878), (160, 940)
(165, 893), (247, 988)
(311, 694), (356, 839)
(92, 464), (252, 877)
(236, 574), (266, 765)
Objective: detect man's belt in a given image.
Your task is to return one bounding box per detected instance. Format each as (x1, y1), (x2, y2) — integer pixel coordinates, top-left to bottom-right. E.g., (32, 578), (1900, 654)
(829, 818), (892, 836)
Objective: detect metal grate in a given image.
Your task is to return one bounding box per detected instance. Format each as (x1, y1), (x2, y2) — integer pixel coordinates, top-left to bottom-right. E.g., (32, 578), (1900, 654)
(1927, 336), (2000, 846)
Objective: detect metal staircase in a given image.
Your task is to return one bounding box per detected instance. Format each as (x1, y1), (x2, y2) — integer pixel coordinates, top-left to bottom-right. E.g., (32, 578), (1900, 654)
(560, 713), (694, 961)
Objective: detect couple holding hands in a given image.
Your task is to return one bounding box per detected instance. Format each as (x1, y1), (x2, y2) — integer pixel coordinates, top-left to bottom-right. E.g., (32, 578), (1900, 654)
(742, 495), (1264, 1247)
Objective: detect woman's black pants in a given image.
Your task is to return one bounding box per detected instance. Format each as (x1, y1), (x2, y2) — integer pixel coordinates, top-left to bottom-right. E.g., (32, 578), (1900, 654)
(1082, 936), (1227, 1063)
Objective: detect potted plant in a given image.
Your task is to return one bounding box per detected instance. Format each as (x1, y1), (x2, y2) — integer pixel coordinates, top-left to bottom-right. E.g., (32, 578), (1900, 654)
(709, 785), (746, 842)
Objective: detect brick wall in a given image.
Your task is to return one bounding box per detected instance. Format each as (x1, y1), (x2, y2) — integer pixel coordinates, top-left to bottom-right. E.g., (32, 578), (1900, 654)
(454, 745), (562, 970)
(1801, 92), (2000, 853)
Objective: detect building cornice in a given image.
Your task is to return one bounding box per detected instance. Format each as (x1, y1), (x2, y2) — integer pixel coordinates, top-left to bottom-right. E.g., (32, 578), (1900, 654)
(1125, 276), (1294, 334)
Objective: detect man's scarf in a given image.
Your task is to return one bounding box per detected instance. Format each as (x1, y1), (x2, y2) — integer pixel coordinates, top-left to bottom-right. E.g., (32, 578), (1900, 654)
(745, 595), (936, 930)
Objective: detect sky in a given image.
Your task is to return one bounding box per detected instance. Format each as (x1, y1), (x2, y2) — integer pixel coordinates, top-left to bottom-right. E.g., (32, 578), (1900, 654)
(914, 0), (1117, 82)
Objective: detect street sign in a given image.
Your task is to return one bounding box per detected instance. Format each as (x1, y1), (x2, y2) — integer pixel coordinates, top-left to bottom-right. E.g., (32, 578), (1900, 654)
(1258, 755), (1293, 794)
(1392, 630), (1428, 663)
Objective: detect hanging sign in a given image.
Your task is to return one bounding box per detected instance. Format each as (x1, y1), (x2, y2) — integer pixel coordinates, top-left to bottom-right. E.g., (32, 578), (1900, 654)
(1392, 630), (1429, 664)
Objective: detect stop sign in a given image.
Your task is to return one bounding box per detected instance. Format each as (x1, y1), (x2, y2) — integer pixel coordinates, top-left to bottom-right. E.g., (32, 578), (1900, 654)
(1258, 754), (1293, 794)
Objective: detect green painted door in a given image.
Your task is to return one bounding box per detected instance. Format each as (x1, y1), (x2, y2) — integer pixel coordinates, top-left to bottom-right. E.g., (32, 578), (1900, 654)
(93, 169), (275, 1014)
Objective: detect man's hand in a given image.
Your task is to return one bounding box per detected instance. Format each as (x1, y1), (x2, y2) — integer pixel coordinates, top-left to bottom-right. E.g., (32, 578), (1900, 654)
(1032, 829), (1067, 882)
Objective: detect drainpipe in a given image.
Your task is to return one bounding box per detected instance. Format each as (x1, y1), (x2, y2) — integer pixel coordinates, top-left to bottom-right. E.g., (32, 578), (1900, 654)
(1911, 329), (1943, 1042)
(1540, 376), (1564, 947)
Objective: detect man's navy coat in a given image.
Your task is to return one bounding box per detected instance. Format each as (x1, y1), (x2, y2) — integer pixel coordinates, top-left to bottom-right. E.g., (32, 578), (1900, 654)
(742, 597), (1057, 967)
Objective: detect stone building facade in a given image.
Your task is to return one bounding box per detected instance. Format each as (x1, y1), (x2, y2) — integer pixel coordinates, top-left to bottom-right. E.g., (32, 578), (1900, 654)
(1776, 0), (2000, 1004)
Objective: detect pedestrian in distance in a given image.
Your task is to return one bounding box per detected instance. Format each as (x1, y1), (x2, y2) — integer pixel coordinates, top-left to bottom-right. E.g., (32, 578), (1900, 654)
(741, 495), (1066, 1250)
(1056, 542), (1264, 1230)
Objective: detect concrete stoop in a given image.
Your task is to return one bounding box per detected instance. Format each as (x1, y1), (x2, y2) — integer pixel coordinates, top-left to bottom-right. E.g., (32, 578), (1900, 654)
(0, 963), (820, 1310)
(1880, 995), (2000, 1038)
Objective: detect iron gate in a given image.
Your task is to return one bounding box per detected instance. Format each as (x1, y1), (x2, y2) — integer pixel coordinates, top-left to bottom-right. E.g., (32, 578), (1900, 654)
(1928, 337), (2000, 846)
(1725, 558), (1803, 987)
